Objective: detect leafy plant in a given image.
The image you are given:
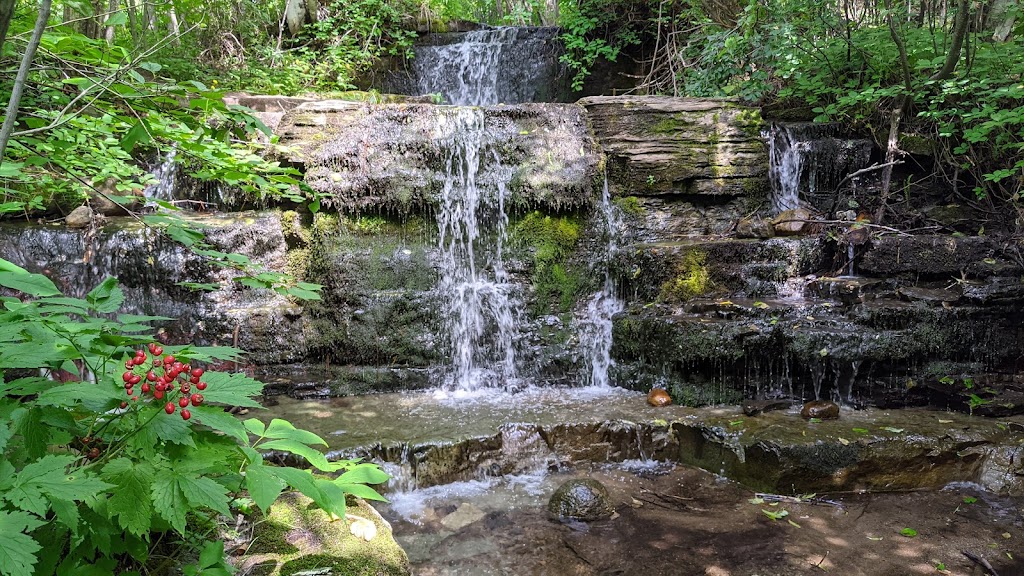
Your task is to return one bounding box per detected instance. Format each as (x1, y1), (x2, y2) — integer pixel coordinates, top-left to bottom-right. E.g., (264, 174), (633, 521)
(901, 527), (918, 537)
(0, 259), (387, 576)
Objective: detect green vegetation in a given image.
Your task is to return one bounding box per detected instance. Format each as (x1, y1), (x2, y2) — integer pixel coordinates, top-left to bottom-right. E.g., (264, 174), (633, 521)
(613, 195), (643, 216)
(512, 210), (585, 313)
(0, 259), (388, 576)
(659, 250), (713, 302)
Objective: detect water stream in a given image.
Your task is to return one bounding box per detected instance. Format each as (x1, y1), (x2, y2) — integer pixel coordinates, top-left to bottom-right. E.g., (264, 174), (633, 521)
(435, 108), (520, 392)
(410, 27), (563, 105)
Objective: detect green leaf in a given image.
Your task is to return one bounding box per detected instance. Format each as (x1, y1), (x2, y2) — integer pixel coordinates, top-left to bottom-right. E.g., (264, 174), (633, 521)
(102, 11), (128, 26)
(0, 260), (60, 297)
(264, 419), (326, 446)
(86, 277), (125, 313)
(199, 540), (225, 569)
(35, 382), (120, 407)
(900, 527), (918, 537)
(244, 463), (286, 514)
(177, 475), (231, 517)
(120, 119), (152, 153)
(0, 510), (44, 576)
(243, 418), (266, 437)
(4, 455), (113, 516)
(192, 406), (248, 443)
(334, 482), (388, 502)
(152, 473), (187, 534)
(102, 459), (154, 537)
(337, 464), (389, 485)
(198, 372), (264, 408)
(258, 439), (333, 472)
(142, 410), (196, 447)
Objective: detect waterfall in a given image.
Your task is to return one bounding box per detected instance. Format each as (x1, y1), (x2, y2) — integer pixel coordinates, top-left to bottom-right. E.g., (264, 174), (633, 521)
(145, 148), (178, 203)
(767, 122), (874, 213)
(767, 125), (806, 213)
(411, 27), (562, 105)
(435, 108), (520, 392)
(576, 176), (623, 388)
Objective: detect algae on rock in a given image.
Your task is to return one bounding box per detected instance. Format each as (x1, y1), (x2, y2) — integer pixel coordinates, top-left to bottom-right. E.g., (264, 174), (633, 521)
(237, 493), (410, 576)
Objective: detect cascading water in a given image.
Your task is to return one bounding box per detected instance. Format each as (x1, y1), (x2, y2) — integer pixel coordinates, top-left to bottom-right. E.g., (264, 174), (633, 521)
(767, 124), (806, 213)
(767, 122), (874, 213)
(575, 176), (624, 387)
(435, 108), (520, 392)
(411, 27), (563, 105)
(145, 148), (178, 203)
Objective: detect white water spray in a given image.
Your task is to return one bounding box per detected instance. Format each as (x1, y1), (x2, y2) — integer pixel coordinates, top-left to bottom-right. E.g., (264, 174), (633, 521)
(767, 125), (807, 213)
(576, 176), (624, 387)
(435, 108), (520, 392)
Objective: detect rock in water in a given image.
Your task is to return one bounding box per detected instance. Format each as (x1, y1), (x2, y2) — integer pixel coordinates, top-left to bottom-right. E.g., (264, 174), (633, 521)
(548, 478), (613, 522)
(647, 389), (672, 407)
(801, 400), (840, 420)
(65, 206), (94, 228)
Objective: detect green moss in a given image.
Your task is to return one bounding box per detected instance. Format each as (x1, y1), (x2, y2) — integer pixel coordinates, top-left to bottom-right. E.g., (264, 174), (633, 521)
(650, 117), (680, 135)
(659, 250), (713, 302)
(511, 211), (585, 314)
(613, 196), (644, 217)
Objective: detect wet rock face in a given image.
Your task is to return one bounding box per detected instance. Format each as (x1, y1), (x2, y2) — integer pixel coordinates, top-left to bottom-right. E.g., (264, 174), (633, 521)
(273, 101), (601, 213)
(579, 96), (768, 198)
(547, 478), (613, 521)
(801, 400), (839, 419)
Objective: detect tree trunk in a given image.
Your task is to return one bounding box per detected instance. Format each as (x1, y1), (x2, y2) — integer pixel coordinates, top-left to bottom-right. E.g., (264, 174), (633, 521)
(930, 0), (970, 80)
(0, 0), (53, 167)
(284, 0), (305, 36)
(124, 0), (139, 46)
(104, 0), (119, 44)
(0, 0), (14, 56)
(167, 4), (179, 45)
(987, 0), (1016, 41)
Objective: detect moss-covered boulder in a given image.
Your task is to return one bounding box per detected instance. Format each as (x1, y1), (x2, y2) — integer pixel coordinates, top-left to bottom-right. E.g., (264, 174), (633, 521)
(579, 96), (768, 198)
(547, 478), (614, 521)
(235, 493), (411, 576)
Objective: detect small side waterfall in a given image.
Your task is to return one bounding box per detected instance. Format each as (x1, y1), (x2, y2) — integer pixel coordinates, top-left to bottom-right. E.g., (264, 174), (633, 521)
(145, 148), (178, 203)
(576, 177), (623, 387)
(411, 27), (564, 105)
(435, 108), (520, 392)
(767, 125), (806, 212)
(767, 122), (874, 213)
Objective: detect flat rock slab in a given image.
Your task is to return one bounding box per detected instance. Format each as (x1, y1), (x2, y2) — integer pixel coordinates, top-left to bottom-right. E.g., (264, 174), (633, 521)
(273, 101), (601, 212)
(579, 96), (768, 197)
(259, 389), (1024, 495)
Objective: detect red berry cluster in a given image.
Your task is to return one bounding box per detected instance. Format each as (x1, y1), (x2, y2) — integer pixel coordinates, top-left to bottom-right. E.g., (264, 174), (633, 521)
(122, 342), (208, 420)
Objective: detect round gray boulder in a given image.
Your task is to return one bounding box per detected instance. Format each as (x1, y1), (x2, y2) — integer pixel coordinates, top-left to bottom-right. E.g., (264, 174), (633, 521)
(547, 478), (613, 521)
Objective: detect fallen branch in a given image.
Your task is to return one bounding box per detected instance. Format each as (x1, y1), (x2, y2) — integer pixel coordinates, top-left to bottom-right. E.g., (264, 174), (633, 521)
(962, 551), (999, 576)
(831, 160), (904, 193)
(771, 218), (915, 237)
(756, 493), (845, 509)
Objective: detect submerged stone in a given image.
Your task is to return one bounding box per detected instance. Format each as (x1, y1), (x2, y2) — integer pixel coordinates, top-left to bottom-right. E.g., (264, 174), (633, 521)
(801, 400), (840, 420)
(548, 478), (613, 521)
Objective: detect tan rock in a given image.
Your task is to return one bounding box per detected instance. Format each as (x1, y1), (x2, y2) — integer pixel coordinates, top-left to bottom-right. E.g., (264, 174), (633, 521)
(65, 205), (94, 228)
(772, 208), (815, 236)
(440, 502), (486, 531)
(647, 389), (672, 407)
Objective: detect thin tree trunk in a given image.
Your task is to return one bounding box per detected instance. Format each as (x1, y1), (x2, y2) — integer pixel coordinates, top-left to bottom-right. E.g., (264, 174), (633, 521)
(124, 0), (139, 46)
(104, 0), (118, 44)
(0, 0), (15, 56)
(876, 8), (915, 225)
(988, 0), (1016, 41)
(930, 0), (969, 80)
(0, 0), (53, 167)
(167, 4), (179, 45)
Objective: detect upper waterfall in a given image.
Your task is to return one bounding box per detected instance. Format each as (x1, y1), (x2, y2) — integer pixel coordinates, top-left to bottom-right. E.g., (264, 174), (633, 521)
(389, 27), (567, 105)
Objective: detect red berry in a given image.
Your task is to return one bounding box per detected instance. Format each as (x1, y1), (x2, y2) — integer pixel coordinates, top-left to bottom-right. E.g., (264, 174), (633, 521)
(165, 402), (175, 414)
(180, 409), (191, 420)
(124, 381), (133, 389)
(146, 371), (157, 381)
(180, 383), (191, 394)
(163, 355), (175, 365)
(129, 374), (142, 385)
(196, 381), (207, 391)
(178, 396), (189, 408)
(153, 346), (163, 356)
(191, 368), (204, 378)
(87, 447), (100, 459)
(148, 342), (156, 353)
(182, 364), (191, 373)
(172, 361), (183, 370)
(191, 393), (203, 406)
(131, 395), (138, 401)
(126, 387), (134, 396)
(141, 383), (151, 394)
(122, 371), (133, 383)
(154, 390), (165, 400)
(125, 360), (134, 369)
(119, 401), (128, 409)
(82, 436), (92, 444)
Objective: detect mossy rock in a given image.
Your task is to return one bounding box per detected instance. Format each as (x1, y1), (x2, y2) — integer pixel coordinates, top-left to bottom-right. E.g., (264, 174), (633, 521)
(236, 493), (410, 576)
